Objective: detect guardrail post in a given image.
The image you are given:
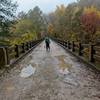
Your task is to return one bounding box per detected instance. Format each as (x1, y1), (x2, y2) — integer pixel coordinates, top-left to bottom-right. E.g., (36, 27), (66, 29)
(0, 47), (10, 67)
(26, 42), (29, 50)
(65, 41), (67, 47)
(22, 43), (25, 53)
(59, 40), (61, 45)
(79, 42), (83, 56)
(64, 41), (66, 47)
(32, 41), (34, 47)
(63, 41), (64, 46)
(68, 41), (71, 49)
(15, 45), (19, 57)
(60, 40), (62, 45)
(62, 41), (64, 46)
(89, 44), (95, 62)
(72, 41), (75, 52)
(29, 41), (31, 48)
(5, 47), (10, 65)
(30, 41), (32, 48)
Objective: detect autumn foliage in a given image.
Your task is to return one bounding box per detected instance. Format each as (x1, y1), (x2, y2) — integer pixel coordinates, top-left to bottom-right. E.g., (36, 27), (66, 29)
(80, 6), (100, 42)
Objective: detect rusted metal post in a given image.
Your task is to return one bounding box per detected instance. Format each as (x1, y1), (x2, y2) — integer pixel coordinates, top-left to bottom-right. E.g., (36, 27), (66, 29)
(72, 41), (75, 52)
(89, 44), (95, 62)
(15, 45), (19, 57)
(79, 42), (83, 56)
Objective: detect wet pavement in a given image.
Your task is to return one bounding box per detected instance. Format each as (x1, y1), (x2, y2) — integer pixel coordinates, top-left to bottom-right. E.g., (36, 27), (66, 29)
(0, 41), (100, 100)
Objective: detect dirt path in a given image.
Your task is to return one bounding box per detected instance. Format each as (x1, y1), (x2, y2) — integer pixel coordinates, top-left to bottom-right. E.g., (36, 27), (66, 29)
(0, 41), (100, 100)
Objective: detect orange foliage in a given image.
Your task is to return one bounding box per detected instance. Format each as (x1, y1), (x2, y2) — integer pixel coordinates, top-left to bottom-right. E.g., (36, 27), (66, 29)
(80, 6), (100, 34)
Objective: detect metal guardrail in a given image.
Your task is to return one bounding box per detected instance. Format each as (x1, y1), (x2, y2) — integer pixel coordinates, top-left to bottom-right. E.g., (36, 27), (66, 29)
(52, 38), (100, 70)
(0, 39), (43, 68)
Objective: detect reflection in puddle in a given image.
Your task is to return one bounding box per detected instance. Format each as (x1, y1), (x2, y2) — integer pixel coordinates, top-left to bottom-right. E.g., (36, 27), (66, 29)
(57, 55), (72, 70)
(64, 75), (79, 87)
(59, 68), (69, 76)
(56, 55), (79, 87)
(20, 64), (36, 78)
(6, 86), (15, 92)
(2, 81), (15, 94)
(56, 55), (72, 76)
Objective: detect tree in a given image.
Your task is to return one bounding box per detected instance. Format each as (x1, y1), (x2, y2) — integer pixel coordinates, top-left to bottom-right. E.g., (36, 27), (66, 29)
(0, 0), (17, 37)
(47, 24), (54, 36)
(10, 6), (46, 44)
(0, 0), (17, 45)
(80, 6), (100, 43)
(78, 0), (100, 9)
(48, 5), (66, 38)
(28, 6), (46, 38)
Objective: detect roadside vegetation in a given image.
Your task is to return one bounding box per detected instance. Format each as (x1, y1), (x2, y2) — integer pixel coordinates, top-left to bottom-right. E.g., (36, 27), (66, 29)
(47, 0), (100, 44)
(0, 0), (47, 46)
(0, 0), (100, 45)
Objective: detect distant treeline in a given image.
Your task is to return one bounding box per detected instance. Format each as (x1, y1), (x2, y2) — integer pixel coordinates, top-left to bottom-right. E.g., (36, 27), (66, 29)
(0, 0), (100, 45)
(47, 0), (100, 44)
(0, 0), (47, 45)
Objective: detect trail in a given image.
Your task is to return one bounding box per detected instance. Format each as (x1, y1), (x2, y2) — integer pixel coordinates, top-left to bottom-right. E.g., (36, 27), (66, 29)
(0, 41), (100, 100)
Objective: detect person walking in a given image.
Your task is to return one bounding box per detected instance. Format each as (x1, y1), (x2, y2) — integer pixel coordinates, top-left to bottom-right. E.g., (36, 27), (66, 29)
(45, 37), (50, 51)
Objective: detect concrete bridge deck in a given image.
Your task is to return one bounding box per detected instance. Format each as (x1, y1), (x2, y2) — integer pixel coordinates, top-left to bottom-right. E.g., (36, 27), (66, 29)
(0, 41), (100, 100)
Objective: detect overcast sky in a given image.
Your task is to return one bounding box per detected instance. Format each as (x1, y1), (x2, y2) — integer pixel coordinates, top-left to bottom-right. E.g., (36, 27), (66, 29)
(14, 0), (76, 14)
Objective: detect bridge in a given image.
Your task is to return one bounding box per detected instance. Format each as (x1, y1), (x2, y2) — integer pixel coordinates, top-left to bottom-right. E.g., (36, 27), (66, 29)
(0, 39), (100, 100)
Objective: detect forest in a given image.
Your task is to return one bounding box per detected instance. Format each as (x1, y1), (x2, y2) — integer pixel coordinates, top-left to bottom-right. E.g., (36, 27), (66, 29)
(0, 0), (100, 45)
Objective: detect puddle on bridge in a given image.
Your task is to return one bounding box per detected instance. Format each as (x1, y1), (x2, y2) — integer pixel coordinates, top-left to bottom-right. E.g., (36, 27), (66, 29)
(1, 81), (16, 95)
(56, 55), (79, 87)
(56, 55), (72, 75)
(57, 55), (72, 69)
(20, 64), (36, 78)
(63, 75), (79, 87)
